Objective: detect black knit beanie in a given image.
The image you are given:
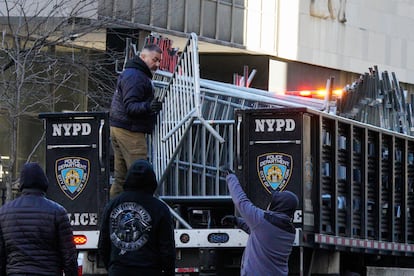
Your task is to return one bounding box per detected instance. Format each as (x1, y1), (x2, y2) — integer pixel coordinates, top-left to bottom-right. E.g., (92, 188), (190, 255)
(19, 162), (49, 192)
(123, 159), (158, 194)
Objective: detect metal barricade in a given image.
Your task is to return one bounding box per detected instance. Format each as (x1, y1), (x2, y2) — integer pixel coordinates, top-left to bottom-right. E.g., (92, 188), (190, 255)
(151, 33), (324, 199)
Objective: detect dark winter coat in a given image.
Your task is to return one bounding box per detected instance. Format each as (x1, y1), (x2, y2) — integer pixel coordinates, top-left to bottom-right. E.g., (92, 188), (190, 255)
(0, 163), (78, 276)
(226, 174), (298, 276)
(110, 56), (156, 133)
(98, 159), (175, 276)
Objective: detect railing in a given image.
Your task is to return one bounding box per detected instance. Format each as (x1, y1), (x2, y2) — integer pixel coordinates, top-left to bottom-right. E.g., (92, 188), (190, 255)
(150, 32), (325, 199)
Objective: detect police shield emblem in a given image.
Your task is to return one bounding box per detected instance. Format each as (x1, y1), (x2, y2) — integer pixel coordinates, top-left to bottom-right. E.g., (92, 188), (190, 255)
(257, 153), (293, 193)
(55, 157), (90, 200)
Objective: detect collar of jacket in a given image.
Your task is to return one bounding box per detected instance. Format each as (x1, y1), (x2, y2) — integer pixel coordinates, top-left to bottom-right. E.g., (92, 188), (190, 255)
(124, 56), (153, 79)
(264, 211), (295, 233)
(21, 188), (46, 196)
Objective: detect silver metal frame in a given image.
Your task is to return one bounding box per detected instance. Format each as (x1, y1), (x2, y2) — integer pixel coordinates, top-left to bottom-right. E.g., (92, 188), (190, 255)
(150, 32), (324, 227)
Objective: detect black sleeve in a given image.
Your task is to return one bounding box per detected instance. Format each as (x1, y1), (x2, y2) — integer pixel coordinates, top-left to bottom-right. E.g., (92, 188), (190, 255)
(56, 208), (78, 276)
(122, 74), (152, 116)
(158, 204), (176, 275)
(98, 205), (111, 269)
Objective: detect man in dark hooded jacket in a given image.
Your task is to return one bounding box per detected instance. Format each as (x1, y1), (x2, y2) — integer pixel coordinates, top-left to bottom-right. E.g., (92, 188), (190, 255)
(109, 44), (163, 199)
(0, 162), (78, 276)
(223, 173), (298, 276)
(98, 159), (175, 276)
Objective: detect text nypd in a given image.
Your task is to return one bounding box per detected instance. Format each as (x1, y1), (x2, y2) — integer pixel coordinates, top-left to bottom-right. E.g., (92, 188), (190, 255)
(52, 123), (91, 136)
(68, 212), (97, 226)
(255, 119), (295, 132)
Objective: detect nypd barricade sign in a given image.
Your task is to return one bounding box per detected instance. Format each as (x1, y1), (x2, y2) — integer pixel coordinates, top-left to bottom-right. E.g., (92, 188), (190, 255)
(39, 112), (110, 249)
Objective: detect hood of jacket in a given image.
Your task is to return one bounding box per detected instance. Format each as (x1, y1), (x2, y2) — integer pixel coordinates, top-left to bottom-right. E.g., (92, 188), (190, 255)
(19, 162), (49, 192)
(264, 190), (298, 234)
(124, 56), (153, 79)
(264, 211), (296, 233)
(123, 159), (157, 194)
(268, 190), (299, 218)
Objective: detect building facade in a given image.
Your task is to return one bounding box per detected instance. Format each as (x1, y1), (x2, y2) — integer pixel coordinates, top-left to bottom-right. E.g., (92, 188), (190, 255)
(99, 0), (414, 92)
(0, 0), (413, 188)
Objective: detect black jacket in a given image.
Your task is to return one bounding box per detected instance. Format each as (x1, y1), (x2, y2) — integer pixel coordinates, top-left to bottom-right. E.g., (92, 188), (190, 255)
(0, 189), (78, 276)
(110, 56), (156, 133)
(98, 160), (175, 275)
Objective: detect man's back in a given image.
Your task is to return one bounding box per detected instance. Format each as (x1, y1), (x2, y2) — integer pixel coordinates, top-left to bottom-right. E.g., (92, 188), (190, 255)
(101, 191), (174, 273)
(226, 173), (298, 276)
(0, 163), (78, 276)
(241, 214), (295, 275)
(98, 159), (175, 276)
(0, 191), (78, 276)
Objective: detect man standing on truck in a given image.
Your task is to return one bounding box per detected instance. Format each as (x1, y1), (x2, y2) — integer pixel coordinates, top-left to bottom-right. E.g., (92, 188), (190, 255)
(98, 159), (175, 276)
(223, 172), (298, 276)
(0, 162), (78, 276)
(109, 44), (163, 199)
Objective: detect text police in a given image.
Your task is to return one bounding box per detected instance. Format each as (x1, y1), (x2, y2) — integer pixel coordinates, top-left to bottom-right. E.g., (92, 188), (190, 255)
(67, 212), (97, 226)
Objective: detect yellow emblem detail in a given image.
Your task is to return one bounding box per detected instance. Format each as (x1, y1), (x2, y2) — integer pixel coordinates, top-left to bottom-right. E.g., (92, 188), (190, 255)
(64, 169), (81, 186)
(266, 165), (283, 183)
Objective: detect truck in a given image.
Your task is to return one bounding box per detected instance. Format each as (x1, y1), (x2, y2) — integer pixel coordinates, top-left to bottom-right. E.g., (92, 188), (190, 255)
(38, 111), (110, 274)
(39, 33), (414, 275)
(150, 33), (414, 275)
(234, 107), (414, 275)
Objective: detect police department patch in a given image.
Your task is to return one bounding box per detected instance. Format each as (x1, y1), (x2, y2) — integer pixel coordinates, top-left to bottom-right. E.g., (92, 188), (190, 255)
(55, 157), (89, 200)
(257, 153), (293, 193)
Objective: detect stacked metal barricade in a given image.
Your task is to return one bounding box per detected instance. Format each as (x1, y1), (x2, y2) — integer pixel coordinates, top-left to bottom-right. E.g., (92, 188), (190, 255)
(150, 33), (324, 199)
(337, 66), (412, 135)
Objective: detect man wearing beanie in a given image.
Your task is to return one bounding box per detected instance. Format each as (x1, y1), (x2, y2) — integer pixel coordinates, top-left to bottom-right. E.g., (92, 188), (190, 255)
(0, 162), (78, 276)
(98, 159), (175, 276)
(222, 173), (299, 276)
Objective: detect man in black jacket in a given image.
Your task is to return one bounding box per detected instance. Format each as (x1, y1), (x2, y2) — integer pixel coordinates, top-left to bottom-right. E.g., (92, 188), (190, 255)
(98, 159), (175, 276)
(0, 162), (78, 276)
(109, 44), (163, 199)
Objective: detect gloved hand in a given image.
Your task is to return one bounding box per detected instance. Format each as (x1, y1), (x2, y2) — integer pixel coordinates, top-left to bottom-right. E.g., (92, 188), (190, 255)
(225, 167), (234, 175)
(221, 215), (237, 227)
(150, 99), (162, 113)
(220, 166), (234, 178)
